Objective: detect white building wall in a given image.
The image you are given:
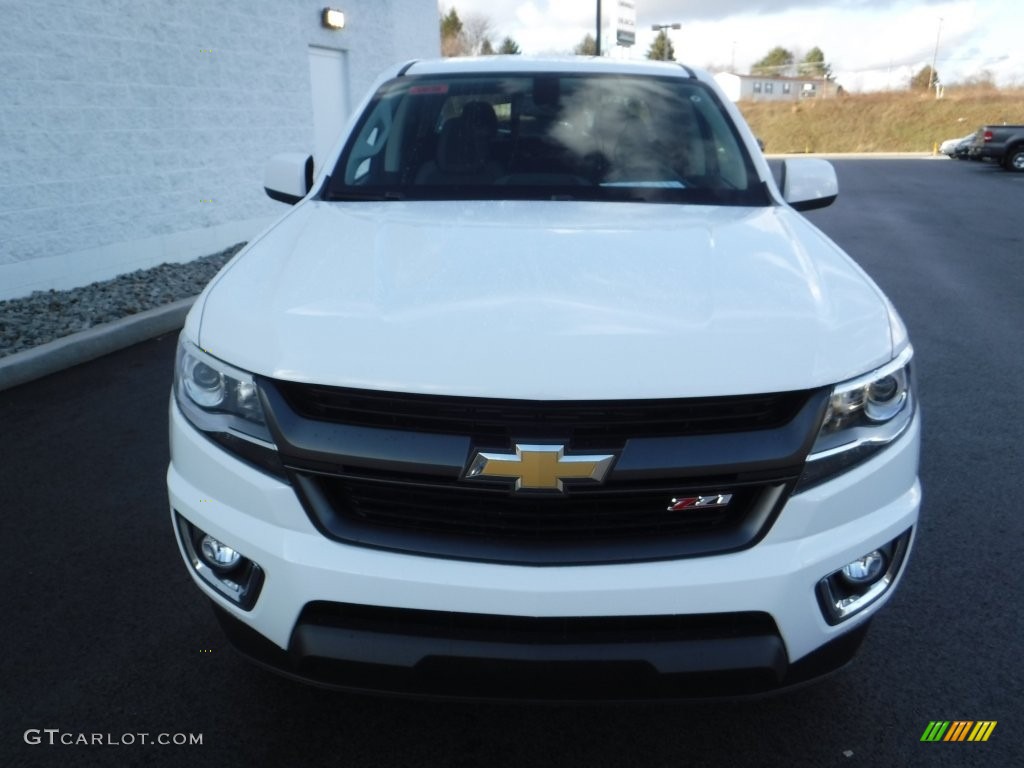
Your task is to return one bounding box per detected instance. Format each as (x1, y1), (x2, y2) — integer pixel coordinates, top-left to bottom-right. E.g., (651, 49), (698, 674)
(0, 0), (439, 300)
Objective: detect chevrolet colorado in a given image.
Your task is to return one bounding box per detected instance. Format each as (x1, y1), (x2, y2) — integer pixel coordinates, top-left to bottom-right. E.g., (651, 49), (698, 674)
(168, 57), (920, 699)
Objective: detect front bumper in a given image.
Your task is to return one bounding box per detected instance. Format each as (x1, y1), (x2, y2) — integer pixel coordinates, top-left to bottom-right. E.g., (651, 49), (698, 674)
(209, 598), (873, 700)
(168, 400), (920, 699)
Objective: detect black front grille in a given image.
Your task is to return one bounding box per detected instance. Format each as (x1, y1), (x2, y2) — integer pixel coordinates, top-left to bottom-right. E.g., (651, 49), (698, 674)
(275, 381), (812, 448)
(299, 601), (779, 643)
(262, 380), (824, 564)
(319, 474), (753, 539)
(215, 600), (865, 699)
(291, 469), (790, 565)
(287, 603), (787, 699)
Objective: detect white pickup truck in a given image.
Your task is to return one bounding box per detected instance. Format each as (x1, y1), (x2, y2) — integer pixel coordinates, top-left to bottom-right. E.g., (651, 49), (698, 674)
(168, 56), (920, 699)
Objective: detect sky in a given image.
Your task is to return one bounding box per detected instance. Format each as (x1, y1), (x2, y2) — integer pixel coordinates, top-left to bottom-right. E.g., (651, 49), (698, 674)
(441, 0), (1023, 91)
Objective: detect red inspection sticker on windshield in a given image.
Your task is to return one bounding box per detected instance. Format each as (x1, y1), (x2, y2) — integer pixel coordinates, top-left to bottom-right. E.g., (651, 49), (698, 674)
(409, 84), (449, 95)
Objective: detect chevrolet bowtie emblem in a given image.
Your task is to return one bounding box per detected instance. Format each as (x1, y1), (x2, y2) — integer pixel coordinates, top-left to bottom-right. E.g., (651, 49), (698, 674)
(466, 444), (615, 491)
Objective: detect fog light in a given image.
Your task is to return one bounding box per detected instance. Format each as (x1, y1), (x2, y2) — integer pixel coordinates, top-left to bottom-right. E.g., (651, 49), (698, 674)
(200, 535), (242, 571)
(816, 529), (912, 625)
(841, 550), (885, 585)
(175, 514), (264, 610)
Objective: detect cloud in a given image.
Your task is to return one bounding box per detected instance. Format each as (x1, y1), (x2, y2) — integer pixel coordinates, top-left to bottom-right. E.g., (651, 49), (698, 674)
(444, 0), (1020, 88)
(635, 0), (949, 22)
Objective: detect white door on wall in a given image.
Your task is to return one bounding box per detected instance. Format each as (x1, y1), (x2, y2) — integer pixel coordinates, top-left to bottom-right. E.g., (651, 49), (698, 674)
(308, 46), (350, 172)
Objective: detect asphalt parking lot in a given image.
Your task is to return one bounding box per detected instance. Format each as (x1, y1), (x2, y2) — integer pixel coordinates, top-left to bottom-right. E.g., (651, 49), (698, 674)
(1, 158), (1020, 767)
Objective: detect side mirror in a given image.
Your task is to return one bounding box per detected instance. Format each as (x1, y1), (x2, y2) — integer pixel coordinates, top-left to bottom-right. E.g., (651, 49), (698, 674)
(264, 153), (314, 205)
(780, 158), (838, 211)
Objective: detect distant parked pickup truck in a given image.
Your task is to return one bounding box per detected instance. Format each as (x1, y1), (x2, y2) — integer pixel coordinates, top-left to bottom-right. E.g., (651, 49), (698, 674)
(969, 125), (1024, 171)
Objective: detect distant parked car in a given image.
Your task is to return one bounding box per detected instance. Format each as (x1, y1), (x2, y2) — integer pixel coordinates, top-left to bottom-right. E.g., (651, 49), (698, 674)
(940, 132), (975, 159)
(953, 135), (975, 159)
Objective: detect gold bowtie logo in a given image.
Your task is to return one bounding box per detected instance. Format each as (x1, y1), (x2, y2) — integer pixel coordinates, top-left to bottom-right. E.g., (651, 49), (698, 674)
(466, 444), (615, 491)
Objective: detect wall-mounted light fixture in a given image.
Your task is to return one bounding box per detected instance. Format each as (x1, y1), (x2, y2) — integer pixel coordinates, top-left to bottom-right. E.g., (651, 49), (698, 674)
(321, 8), (345, 29)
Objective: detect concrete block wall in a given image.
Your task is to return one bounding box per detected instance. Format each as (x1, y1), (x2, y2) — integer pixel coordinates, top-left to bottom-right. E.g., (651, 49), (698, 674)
(0, 0), (439, 300)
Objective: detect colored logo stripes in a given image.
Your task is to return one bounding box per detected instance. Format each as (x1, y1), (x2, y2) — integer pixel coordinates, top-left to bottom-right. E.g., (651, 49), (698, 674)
(920, 721), (997, 742)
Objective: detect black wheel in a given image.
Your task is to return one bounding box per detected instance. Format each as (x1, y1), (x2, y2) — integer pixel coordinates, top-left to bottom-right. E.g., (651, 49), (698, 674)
(1005, 146), (1024, 172)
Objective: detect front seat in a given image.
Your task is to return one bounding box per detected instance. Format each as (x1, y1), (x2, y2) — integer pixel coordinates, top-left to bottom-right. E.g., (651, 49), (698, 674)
(416, 102), (502, 185)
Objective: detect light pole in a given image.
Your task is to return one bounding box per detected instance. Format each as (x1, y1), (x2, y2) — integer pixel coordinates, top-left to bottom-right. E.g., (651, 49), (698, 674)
(651, 23), (680, 61)
(930, 17), (943, 98)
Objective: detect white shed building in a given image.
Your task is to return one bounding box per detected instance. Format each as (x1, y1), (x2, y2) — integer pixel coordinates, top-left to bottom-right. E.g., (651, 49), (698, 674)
(714, 72), (838, 103)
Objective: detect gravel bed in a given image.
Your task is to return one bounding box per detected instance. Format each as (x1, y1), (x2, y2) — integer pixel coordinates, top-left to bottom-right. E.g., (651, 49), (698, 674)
(0, 243), (246, 359)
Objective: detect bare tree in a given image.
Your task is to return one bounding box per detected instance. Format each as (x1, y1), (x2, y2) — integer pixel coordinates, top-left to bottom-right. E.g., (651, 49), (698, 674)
(462, 13), (493, 56)
(961, 70), (996, 89)
(439, 6), (506, 57)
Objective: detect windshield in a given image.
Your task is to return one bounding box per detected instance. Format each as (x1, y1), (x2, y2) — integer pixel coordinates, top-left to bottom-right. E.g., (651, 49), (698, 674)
(325, 73), (768, 206)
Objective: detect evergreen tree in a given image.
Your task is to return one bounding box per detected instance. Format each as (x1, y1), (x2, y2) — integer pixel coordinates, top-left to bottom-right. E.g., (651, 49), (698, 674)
(574, 33), (598, 56)
(911, 65), (939, 90)
(498, 36), (521, 55)
(646, 30), (675, 61)
(440, 8), (466, 57)
(799, 47), (833, 80)
(751, 46), (794, 76)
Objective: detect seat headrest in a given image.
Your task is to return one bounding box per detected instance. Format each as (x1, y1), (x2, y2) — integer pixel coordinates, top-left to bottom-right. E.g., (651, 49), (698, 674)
(436, 116), (490, 174)
(460, 101), (498, 136)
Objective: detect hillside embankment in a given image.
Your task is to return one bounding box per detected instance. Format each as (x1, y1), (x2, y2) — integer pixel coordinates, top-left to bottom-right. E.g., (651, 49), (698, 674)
(738, 87), (1024, 153)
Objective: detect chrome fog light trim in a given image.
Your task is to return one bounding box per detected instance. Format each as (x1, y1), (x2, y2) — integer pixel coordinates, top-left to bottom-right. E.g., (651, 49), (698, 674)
(816, 529), (912, 625)
(176, 513), (264, 610)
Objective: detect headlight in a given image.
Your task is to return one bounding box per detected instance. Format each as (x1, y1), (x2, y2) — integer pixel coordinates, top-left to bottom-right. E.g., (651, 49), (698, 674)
(173, 335), (284, 476)
(798, 346), (915, 490)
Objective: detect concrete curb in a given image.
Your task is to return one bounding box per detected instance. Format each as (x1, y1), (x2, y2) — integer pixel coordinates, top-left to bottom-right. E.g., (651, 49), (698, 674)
(0, 296), (195, 392)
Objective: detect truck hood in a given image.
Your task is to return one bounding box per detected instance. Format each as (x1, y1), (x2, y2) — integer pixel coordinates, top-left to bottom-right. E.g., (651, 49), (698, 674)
(194, 200), (894, 399)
